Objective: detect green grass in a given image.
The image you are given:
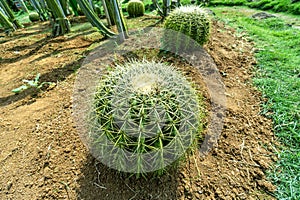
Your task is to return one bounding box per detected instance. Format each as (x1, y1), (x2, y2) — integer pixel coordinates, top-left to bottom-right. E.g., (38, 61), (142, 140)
(70, 22), (93, 32)
(210, 0), (300, 15)
(248, 0), (300, 14)
(211, 6), (300, 199)
(15, 11), (31, 24)
(210, 0), (248, 6)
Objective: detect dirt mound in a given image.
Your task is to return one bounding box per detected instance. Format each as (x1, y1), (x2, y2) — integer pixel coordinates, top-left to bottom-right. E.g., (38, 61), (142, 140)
(0, 18), (276, 199)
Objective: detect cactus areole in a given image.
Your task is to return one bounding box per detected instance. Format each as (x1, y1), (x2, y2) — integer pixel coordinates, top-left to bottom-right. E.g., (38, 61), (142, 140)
(89, 60), (201, 174)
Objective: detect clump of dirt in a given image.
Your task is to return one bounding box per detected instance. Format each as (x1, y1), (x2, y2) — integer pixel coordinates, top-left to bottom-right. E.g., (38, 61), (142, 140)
(0, 17), (277, 199)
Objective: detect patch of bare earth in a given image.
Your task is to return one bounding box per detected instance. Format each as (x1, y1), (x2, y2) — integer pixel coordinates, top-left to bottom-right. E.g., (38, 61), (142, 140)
(0, 17), (277, 199)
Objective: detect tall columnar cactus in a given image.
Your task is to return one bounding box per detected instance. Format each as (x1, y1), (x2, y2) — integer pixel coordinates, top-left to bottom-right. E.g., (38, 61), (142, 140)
(29, 0), (47, 21)
(45, 0), (71, 36)
(162, 5), (211, 52)
(0, 0), (23, 29)
(0, 9), (15, 32)
(127, 0), (145, 18)
(77, 0), (116, 37)
(89, 60), (201, 175)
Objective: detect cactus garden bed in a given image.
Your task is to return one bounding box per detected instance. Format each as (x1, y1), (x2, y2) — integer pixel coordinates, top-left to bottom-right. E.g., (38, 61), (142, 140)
(0, 16), (277, 199)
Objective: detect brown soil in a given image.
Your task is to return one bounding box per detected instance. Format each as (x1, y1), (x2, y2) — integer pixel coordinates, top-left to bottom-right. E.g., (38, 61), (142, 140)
(0, 17), (277, 199)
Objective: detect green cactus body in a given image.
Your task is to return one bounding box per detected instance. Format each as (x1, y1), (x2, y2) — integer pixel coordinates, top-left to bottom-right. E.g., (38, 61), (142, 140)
(127, 0), (145, 18)
(29, 12), (40, 22)
(163, 5), (211, 52)
(90, 60), (201, 175)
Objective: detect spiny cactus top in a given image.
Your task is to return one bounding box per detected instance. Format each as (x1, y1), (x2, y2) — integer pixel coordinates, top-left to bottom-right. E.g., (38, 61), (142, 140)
(89, 60), (201, 175)
(163, 5), (211, 52)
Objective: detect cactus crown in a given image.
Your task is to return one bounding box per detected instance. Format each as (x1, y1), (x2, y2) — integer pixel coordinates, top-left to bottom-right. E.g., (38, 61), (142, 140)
(127, 0), (145, 18)
(89, 60), (201, 175)
(163, 5), (211, 52)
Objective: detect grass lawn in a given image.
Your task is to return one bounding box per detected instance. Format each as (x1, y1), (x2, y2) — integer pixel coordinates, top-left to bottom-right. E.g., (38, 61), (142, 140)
(211, 6), (300, 199)
(210, 0), (300, 15)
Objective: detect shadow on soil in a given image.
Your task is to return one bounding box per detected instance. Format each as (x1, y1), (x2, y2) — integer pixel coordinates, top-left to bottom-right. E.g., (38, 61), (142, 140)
(0, 58), (83, 107)
(0, 17), (89, 45)
(0, 30), (98, 65)
(77, 155), (179, 200)
(0, 23), (51, 45)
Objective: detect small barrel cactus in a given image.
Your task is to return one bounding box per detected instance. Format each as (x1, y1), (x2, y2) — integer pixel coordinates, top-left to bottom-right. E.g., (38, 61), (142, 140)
(127, 0), (145, 18)
(89, 60), (201, 175)
(162, 5), (211, 52)
(29, 12), (40, 22)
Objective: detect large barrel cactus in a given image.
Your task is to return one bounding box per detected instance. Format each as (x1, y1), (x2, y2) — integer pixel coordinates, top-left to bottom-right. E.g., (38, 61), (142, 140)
(163, 5), (211, 52)
(89, 60), (201, 175)
(127, 0), (145, 18)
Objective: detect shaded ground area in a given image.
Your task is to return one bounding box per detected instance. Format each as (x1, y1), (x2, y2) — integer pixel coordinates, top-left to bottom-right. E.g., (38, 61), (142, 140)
(0, 16), (277, 199)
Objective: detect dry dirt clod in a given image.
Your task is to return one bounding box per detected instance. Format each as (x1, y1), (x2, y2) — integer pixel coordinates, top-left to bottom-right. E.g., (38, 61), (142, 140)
(257, 180), (277, 192)
(43, 167), (52, 179)
(6, 181), (13, 191)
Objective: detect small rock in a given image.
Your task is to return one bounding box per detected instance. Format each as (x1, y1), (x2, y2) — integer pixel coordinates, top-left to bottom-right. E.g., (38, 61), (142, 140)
(252, 12), (276, 20)
(44, 167), (52, 179)
(64, 147), (71, 153)
(204, 8), (215, 16)
(44, 187), (51, 193)
(25, 182), (33, 188)
(38, 178), (44, 187)
(257, 159), (269, 170)
(7, 181), (13, 190)
(53, 167), (59, 173)
(257, 180), (276, 192)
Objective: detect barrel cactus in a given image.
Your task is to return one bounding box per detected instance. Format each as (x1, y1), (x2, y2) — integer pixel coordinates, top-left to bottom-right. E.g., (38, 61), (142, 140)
(127, 0), (145, 18)
(89, 60), (201, 176)
(29, 12), (40, 22)
(162, 5), (211, 52)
